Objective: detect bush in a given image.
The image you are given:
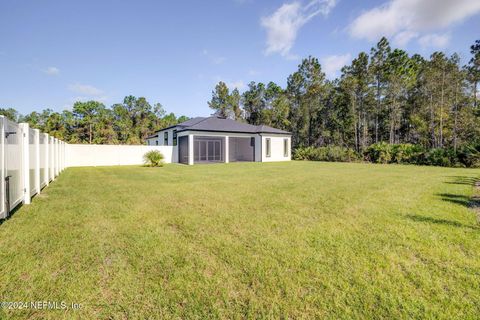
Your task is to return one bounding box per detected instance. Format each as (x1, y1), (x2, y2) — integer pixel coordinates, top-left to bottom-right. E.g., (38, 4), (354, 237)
(143, 150), (164, 167)
(365, 142), (392, 164)
(391, 144), (424, 164)
(293, 146), (359, 162)
(365, 143), (425, 165)
(294, 143), (480, 168)
(423, 148), (455, 167)
(293, 146), (316, 160)
(457, 144), (480, 168)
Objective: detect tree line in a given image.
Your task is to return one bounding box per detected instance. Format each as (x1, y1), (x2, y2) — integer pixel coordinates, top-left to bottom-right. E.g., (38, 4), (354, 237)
(208, 37), (480, 158)
(0, 96), (188, 144)
(1, 36), (479, 159)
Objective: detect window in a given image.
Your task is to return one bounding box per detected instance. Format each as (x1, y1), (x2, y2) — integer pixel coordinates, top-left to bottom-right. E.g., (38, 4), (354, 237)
(266, 138), (271, 157)
(284, 139), (289, 157)
(155, 140), (158, 146)
(173, 130), (177, 146)
(164, 132), (168, 145)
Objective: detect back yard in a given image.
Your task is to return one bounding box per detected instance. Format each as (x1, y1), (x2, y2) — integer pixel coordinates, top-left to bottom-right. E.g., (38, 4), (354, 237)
(0, 162), (479, 319)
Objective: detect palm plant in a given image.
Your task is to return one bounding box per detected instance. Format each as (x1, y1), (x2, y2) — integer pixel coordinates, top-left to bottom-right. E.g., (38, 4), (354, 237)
(143, 150), (164, 167)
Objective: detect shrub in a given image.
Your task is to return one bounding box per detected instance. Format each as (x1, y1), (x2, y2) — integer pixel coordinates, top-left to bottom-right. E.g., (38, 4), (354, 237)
(457, 144), (480, 168)
(293, 146), (316, 160)
(365, 142), (392, 164)
(143, 150), (164, 167)
(423, 148), (455, 167)
(391, 144), (424, 164)
(295, 143), (480, 168)
(293, 146), (359, 162)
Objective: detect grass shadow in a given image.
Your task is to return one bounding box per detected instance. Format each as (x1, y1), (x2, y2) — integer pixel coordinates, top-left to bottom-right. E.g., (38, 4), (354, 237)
(438, 193), (471, 207)
(405, 214), (478, 230)
(444, 176), (479, 186)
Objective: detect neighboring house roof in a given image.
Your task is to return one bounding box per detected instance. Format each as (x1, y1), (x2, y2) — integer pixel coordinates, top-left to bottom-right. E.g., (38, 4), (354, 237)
(156, 116), (291, 135)
(146, 133), (158, 139)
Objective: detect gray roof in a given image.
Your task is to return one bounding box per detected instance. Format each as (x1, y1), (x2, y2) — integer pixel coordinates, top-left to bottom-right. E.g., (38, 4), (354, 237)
(158, 116), (290, 135)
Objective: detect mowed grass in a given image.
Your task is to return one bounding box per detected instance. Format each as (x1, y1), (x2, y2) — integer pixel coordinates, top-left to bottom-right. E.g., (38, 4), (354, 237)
(0, 162), (479, 319)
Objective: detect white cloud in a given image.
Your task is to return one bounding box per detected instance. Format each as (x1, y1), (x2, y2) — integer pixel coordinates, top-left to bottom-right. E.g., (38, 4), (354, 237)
(349, 0), (480, 47)
(321, 54), (351, 79)
(213, 76), (247, 91)
(393, 31), (418, 47)
(202, 49), (226, 64)
(44, 66), (60, 76)
(227, 80), (246, 90)
(261, 0), (337, 58)
(68, 83), (103, 96)
(418, 33), (450, 49)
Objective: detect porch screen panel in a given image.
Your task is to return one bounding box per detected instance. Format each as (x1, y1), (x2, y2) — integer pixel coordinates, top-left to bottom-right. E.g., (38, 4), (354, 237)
(193, 136), (224, 163)
(229, 137), (255, 162)
(178, 136), (189, 164)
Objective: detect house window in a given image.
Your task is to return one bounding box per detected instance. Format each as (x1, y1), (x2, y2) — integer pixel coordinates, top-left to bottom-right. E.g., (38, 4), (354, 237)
(164, 132), (168, 145)
(284, 138), (288, 157)
(173, 130), (177, 146)
(156, 140), (158, 146)
(266, 138), (271, 157)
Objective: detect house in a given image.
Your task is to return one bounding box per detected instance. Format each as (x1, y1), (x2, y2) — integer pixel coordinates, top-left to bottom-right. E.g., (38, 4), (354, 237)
(146, 116), (291, 164)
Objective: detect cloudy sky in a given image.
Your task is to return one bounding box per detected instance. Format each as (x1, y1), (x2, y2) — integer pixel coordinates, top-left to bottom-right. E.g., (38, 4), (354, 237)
(1, 0), (479, 117)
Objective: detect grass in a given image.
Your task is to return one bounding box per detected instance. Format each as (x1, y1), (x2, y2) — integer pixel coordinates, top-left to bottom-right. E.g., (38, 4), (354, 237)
(0, 161), (479, 319)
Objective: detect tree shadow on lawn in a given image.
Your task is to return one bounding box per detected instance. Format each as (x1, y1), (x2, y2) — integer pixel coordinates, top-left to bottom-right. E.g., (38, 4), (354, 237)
(438, 193), (472, 207)
(444, 175), (479, 186)
(405, 214), (479, 230)
(405, 176), (480, 229)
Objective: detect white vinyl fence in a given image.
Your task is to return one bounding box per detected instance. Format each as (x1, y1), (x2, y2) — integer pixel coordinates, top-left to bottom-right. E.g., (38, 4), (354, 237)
(65, 144), (175, 167)
(0, 116), (66, 219)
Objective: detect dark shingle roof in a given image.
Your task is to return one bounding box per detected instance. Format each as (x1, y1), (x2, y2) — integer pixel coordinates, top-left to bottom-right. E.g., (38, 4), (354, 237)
(168, 116), (290, 134)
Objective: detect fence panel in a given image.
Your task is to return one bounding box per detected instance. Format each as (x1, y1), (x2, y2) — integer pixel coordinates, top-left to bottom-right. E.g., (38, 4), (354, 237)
(65, 144), (175, 167)
(28, 127), (36, 196)
(39, 133), (47, 187)
(49, 136), (54, 181)
(0, 117), (65, 220)
(55, 138), (59, 177)
(6, 119), (23, 210)
(0, 119), (4, 219)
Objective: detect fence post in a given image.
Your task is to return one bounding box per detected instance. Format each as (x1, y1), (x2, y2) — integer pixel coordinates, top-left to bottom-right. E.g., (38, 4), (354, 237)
(61, 141), (65, 171)
(34, 129), (40, 195)
(49, 136), (54, 181)
(45, 134), (49, 186)
(62, 142), (65, 171)
(0, 116), (5, 218)
(20, 123), (31, 205)
(55, 138), (59, 177)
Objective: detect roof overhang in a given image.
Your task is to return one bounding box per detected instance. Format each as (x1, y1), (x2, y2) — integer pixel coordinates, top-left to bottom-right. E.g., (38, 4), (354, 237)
(176, 128), (291, 136)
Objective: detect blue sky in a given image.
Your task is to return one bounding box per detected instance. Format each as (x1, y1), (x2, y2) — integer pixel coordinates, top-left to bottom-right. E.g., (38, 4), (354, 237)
(1, 0), (479, 117)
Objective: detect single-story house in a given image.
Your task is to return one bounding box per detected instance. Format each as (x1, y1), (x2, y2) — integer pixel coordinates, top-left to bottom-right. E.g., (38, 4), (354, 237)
(146, 116), (291, 164)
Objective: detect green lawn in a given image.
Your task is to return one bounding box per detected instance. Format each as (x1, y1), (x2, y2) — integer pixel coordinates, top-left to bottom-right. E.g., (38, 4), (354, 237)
(0, 162), (479, 319)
